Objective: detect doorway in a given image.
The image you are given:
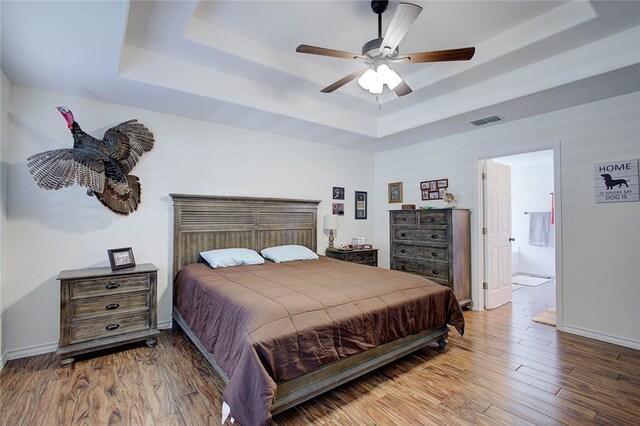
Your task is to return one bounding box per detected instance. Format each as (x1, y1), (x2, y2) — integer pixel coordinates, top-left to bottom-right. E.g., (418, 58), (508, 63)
(481, 149), (559, 326)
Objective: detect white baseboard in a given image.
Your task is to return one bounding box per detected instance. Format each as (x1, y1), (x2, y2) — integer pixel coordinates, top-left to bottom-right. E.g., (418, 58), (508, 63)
(158, 319), (172, 329)
(560, 324), (640, 350)
(0, 350), (7, 371)
(4, 320), (173, 362)
(6, 341), (58, 361)
(517, 268), (555, 278)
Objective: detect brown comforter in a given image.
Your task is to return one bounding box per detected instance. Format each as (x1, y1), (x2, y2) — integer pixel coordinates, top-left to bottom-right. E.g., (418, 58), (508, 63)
(174, 256), (464, 426)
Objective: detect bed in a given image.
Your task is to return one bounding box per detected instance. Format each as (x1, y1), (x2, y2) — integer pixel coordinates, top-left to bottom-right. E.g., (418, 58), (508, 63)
(170, 194), (465, 425)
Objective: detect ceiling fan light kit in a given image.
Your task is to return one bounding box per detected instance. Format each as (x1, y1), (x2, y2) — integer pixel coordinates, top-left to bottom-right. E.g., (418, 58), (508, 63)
(295, 1), (476, 98)
(358, 64), (401, 94)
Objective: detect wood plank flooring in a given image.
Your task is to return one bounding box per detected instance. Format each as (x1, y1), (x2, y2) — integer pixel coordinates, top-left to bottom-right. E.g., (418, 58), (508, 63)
(1, 280), (639, 425)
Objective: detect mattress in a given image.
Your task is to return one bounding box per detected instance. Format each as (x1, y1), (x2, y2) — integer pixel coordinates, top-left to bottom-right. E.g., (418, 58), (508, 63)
(174, 256), (465, 425)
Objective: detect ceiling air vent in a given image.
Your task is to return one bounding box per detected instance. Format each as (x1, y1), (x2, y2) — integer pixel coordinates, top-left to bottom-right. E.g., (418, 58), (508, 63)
(470, 115), (503, 126)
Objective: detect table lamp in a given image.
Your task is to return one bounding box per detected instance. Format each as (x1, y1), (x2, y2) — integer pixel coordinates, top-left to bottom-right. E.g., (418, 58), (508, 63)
(323, 214), (339, 249)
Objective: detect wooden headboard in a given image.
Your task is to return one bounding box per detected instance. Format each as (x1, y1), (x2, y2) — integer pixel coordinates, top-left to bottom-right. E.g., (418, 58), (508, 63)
(170, 194), (320, 277)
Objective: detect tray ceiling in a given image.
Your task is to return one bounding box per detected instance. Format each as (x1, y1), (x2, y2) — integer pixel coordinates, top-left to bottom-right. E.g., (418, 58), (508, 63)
(2, 1), (640, 152)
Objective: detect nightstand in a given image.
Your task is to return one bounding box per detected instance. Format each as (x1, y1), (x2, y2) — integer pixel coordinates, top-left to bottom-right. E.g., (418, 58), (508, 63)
(57, 263), (160, 366)
(325, 248), (378, 267)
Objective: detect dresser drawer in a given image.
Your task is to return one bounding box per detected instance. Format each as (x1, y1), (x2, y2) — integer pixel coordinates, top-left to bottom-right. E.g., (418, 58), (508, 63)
(70, 291), (149, 321)
(70, 274), (151, 300)
(70, 312), (150, 344)
(391, 211), (417, 225)
(392, 227), (448, 244)
(393, 244), (448, 262)
(393, 258), (450, 281)
(419, 211), (447, 226)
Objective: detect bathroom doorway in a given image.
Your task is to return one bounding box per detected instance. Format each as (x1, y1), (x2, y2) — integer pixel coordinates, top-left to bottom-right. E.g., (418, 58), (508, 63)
(484, 149), (557, 326)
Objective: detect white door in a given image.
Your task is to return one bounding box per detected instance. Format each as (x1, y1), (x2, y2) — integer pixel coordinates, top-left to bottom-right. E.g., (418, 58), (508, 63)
(484, 160), (513, 309)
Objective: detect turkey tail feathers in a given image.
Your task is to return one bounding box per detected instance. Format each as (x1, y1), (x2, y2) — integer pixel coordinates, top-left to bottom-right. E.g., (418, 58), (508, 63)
(94, 174), (141, 216)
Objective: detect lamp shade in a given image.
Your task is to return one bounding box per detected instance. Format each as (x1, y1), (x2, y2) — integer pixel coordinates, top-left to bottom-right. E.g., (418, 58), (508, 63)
(323, 214), (339, 230)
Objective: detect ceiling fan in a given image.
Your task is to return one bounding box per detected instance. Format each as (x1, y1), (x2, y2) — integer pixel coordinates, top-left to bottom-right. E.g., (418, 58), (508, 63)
(296, 0), (475, 97)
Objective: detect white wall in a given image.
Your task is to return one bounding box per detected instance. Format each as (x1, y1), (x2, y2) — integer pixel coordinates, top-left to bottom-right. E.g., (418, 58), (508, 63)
(3, 85), (375, 357)
(494, 153), (555, 277)
(0, 69), (10, 366)
(374, 92), (640, 348)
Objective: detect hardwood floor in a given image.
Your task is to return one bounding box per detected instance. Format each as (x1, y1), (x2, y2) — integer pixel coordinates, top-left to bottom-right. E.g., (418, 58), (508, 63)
(1, 280), (639, 425)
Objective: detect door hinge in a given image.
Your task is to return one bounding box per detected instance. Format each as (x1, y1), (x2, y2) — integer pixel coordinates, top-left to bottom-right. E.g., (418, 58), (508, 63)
(482, 227), (487, 235)
(483, 282), (488, 289)
(482, 172), (486, 180)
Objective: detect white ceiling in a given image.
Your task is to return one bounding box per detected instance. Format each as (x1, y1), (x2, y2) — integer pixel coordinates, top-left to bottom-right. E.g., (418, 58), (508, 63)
(2, 1), (640, 152)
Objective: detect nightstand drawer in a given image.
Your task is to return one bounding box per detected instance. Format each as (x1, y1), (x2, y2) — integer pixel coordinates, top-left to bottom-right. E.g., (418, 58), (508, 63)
(345, 251), (376, 264)
(70, 312), (150, 344)
(325, 248), (378, 267)
(70, 275), (150, 300)
(70, 291), (149, 320)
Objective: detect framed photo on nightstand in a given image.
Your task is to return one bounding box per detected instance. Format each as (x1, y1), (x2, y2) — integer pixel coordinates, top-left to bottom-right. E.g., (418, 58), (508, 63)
(107, 247), (136, 271)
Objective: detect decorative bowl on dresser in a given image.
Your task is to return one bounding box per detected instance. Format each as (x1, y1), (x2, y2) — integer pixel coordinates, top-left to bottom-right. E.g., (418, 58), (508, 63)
(57, 263), (160, 365)
(325, 247), (378, 267)
(390, 209), (471, 308)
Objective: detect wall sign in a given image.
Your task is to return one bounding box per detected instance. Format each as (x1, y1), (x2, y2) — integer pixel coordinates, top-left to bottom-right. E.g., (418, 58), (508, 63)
(594, 159), (639, 203)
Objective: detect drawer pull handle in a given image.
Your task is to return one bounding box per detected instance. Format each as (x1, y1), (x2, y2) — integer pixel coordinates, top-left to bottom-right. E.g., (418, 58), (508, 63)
(401, 249), (407, 253)
(401, 233), (407, 237)
(431, 234), (439, 239)
(105, 324), (120, 331)
(402, 218), (407, 221)
(105, 303), (120, 310)
(432, 270), (439, 275)
(401, 265), (407, 271)
(429, 218), (435, 222)
(105, 283), (120, 290)
(432, 252), (438, 257)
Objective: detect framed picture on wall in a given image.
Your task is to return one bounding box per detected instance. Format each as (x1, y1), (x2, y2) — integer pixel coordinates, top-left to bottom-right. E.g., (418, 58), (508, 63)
(332, 203), (344, 215)
(355, 191), (367, 219)
(388, 182), (403, 203)
(332, 187), (345, 200)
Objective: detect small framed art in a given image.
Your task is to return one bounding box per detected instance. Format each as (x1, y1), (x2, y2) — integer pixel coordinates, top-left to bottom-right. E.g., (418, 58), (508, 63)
(388, 182), (403, 203)
(333, 187), (345, 200)
(420, 178), (449, 200)
(107, 247), (136, 271)
(355, 191), (367, 219)
(332, 203), (345, 215)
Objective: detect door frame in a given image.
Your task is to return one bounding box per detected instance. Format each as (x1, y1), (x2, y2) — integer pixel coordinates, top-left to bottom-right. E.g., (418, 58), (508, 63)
(475, 141), (564, 330)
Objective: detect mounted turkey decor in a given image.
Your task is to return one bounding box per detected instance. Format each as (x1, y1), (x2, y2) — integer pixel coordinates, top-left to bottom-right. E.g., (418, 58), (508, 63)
(296, 0), (475, 97)
(27, 107), (155, 215)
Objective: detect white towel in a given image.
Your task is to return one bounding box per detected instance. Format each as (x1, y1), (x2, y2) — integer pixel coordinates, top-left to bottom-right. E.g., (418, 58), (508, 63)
(528, 212), (551, 246)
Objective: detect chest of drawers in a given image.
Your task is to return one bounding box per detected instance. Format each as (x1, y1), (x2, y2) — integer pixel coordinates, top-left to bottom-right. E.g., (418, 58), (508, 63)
(390, 209), (471, 308)
(57, 263), (159, 365)
(325, 248), (378, 266)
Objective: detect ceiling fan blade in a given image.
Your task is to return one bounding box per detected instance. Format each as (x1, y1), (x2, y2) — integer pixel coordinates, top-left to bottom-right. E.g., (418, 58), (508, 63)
(296, 44), (364, 60)
(393, 80), (412, 97)
(398, 47), (476, 63)
(381, 3), (423, 57)
(321, 69), (368, 93)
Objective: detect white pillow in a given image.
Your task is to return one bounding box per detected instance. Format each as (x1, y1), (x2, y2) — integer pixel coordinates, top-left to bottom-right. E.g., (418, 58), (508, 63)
(200, 248), (265, 268)
(260, 245), (319, 263)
